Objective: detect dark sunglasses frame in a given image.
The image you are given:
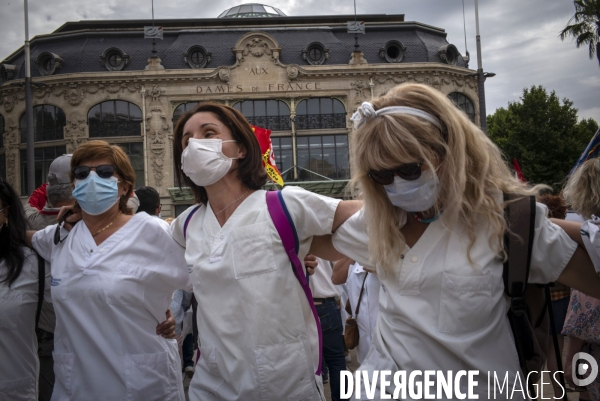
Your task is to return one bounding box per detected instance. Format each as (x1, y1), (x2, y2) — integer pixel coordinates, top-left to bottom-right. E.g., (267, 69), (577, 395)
(368, 162), (423, 185)
(72, 165), (116, 180)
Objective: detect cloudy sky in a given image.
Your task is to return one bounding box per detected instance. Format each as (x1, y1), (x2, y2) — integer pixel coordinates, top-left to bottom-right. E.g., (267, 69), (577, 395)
(1, 0), (598, 123)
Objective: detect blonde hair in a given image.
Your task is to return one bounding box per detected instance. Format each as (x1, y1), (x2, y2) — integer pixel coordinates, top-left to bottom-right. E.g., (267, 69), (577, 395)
(350, 83), (541, 271)
(563, 158), (600, 220)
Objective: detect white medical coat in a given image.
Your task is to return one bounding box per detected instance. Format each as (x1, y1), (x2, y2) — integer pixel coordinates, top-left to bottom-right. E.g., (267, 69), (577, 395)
(32, 213), (189, 401)
(0, 247), (51, 401)
(332, 203), (577, 400)
(171, 187), (340, 401)
(346, 263), (380, 364)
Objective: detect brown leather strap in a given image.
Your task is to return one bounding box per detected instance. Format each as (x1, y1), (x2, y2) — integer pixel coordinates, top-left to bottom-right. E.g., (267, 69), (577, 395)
(354, 272), (369, 317)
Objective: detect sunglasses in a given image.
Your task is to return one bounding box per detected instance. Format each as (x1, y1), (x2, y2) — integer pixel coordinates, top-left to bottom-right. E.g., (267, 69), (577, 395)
(368, 163), (423, 185)
(72, 165), (116, 180)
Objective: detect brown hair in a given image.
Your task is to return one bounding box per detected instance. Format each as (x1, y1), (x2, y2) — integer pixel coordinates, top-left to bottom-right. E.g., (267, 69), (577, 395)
(70, 140), (136, 215)
(537, 194), (567, 219)
(173, 102), (267, 204)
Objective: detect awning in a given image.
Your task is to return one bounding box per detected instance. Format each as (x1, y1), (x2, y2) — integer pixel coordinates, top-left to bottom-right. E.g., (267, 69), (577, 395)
(167, 179), (350, 203)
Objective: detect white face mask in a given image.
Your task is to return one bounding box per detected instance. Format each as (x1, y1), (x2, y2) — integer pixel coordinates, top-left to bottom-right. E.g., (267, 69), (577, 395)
(383, 169), (441, 212)
(181, 138), (238, 187)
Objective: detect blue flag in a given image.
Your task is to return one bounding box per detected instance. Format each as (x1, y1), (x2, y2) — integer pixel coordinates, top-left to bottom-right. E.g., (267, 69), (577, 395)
(571, 128), (600, 175)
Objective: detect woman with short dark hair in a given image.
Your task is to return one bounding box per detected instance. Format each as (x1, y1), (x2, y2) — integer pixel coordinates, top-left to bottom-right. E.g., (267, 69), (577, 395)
(0, 179), (50, 400)
(29, 140), (189, 401)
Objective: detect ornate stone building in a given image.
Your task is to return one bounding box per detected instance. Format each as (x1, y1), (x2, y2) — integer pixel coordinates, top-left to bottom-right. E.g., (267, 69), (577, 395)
(0, 3), (478, 216)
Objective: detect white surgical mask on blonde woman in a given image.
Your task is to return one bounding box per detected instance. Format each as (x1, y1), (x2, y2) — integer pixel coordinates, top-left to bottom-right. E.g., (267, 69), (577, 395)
(181, 138), (238, 187)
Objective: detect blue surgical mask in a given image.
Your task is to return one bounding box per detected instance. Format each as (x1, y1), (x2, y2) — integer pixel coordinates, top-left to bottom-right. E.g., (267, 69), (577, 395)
(72, 171), (120, 216)
(384, 169), (440, 212)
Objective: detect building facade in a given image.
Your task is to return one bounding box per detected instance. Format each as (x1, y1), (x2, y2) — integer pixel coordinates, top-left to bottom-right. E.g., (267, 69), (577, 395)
(0, 4), (478, 216)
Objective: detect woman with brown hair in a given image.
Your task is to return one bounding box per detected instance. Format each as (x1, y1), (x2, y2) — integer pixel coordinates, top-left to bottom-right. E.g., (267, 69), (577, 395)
(28, 140), (189, 401)
(170, 102), (359, 400)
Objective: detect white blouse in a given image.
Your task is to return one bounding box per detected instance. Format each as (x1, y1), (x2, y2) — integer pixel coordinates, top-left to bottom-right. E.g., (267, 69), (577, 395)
(171, 187), (340, 401)
(32, 213), (189, 401)
(332, 203), (577, 399)
(0, 247), (51, 401)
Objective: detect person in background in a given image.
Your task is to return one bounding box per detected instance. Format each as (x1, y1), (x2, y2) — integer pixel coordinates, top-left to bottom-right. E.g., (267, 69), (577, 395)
(170, 289), (195, 378)
(537, 193), (570, 398)
(27, 140), (187, 400)
(332, 257), (380, 365)
(308, 255), (346, 400)
(24, 154), (74, 231)
(22, 154), (73, 401)
(557, 157), (600, 400)
(0, 179), (51, 401)
(135, 186), (162, 217)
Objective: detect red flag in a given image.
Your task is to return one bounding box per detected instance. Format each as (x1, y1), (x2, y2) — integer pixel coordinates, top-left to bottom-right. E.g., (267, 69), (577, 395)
(512, 158), (526, 182)
(250, 125), (284, 186)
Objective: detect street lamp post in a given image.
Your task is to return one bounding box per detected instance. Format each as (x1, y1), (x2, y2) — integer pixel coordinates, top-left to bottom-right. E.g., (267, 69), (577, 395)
(474, 0), (494, 134)
(24, 0), (35, 194)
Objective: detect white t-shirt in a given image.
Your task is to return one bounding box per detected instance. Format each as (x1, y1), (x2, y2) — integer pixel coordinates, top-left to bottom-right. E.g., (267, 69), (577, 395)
(310, 257), (340, 299)
(170, 187), (340, 401)
(0, 247), (51, 401)
(581, 218), (600, 272)
(346, 263), (380, 364)
(32, 213), (189, 401)
(332, 202), (577, 399)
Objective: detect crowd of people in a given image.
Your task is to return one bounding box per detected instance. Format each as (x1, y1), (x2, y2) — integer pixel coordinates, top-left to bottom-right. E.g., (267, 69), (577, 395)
(1, 82), (600, 401)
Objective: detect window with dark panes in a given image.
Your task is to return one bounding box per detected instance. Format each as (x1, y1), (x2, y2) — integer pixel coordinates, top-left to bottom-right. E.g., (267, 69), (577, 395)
(172, 102), (199, 126)
(116, 142), (144, 188)
(88, 101), (142, 137)
(296, 134), (349, 181)
(448, 92), (476, 122)
(233, 100), (291, 131)
(20, 145), (67, 195)
(0, 114), (4, 148)
(0, 154), (5, 181)
(271, 136), (294, 182)
(108, 53), (122, 68)
(20, 105), (66, 142)
(295, 98), (346, 130)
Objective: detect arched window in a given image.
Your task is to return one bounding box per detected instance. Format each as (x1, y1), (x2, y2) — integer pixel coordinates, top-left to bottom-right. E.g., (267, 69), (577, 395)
(233, 100), (291, 131)
(295, 98), (346, 130)
(20, 105), (66, 142)
(88, 100), (142, 137)
(172, 102), (198, 126)
(448, 92), (476, 122)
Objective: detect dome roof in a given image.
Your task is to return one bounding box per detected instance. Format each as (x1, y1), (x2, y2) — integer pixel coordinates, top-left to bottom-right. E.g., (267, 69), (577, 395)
(217, 3), (287, 18)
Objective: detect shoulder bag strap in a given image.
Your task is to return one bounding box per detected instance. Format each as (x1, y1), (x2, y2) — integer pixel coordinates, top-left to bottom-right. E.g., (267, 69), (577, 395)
(266, 190), (323, 375)
(36, 254), (45, 328)
(354, 272), (369, 318)
(503, 193), (536, 308)
(183, 205), (202, 240)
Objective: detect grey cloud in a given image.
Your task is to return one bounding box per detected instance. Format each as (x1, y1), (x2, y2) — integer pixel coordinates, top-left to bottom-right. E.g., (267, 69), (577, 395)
(0, 0), (597, 124)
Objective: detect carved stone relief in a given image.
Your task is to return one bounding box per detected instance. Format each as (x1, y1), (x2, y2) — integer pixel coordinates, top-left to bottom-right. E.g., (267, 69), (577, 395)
(2, 94), (17, 112)
(144, 85), (168, 187)
(3, 118), (18, 186)
(233, 32), (282, 66)
(350, 79), (369, 105)
(64, 111), (88, 152)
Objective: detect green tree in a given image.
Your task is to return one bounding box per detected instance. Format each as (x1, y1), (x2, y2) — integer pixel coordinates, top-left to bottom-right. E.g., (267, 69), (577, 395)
(487, 85), (598, 192)
(559, 0), (600, 66)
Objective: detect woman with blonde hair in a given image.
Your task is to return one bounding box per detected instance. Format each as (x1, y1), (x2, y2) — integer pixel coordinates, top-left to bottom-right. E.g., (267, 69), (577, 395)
(331, 83), (600, 398)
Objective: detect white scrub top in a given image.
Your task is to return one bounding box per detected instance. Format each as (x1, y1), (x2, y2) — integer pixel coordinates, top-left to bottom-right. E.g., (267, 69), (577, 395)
(0, 247), (51, 401)
(332, 203), (577, 400)
(581, 218), (600, 272)
(32, 213), (189, 401)
(346, 263), (380, 364)
(171, 187), (340, 401)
